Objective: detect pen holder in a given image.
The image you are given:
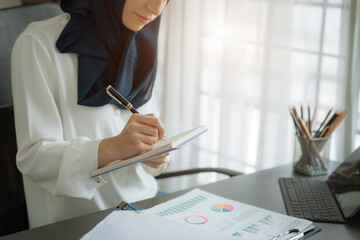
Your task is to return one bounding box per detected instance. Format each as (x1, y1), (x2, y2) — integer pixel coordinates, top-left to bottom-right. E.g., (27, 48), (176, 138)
(293, 134), (331, 176)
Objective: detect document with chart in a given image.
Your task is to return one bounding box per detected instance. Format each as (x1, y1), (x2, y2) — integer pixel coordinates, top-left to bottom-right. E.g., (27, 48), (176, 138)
(146, 189), (314, 240)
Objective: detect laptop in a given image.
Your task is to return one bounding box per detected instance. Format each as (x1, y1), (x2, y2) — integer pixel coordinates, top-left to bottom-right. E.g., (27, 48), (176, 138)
(279, 146), (360, 224)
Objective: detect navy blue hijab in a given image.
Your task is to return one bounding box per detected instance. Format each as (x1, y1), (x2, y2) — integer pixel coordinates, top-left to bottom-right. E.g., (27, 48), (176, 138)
(56, 0), (161, 108)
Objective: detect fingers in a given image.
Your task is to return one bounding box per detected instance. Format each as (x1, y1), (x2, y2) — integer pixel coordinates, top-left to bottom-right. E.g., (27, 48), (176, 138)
(143, 152), (170, 169)
(138, 124), (159, 140)
(107, 113), (166, 163)
(133, 113), (165, 140)
(127, 114), (163, 141)
(134, 131), (158, 145)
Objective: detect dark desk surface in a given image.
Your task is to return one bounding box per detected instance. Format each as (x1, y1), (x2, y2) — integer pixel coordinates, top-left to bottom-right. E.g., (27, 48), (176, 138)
(2, 162), (360, 240)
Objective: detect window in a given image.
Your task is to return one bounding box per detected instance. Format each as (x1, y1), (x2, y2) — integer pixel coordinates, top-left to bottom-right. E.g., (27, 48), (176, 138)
(156, 0), (359, 189)
(192, 0), (352, 174)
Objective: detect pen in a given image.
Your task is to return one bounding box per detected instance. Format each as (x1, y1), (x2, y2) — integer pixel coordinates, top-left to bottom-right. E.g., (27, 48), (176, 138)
(323, 111), (347, 137)
(106, 85), (167, 141)
(307, 105), (311, 133)
(287, 232), (304, 240)
(106, 85), (138, 113)
(310, 105), (318, 135)
(319, 111), (338, 137)
(314, 108), (332, 137)
(271, 229), (300, 240)
(289, 109), (301, 135)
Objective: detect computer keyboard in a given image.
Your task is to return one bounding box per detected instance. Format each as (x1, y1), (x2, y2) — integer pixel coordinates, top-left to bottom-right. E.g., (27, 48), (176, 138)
(279, 178), (344, 223)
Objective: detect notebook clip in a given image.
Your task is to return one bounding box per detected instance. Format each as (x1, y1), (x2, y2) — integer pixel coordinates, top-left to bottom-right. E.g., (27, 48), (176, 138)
(117, 201), (142, 213)
(271, 228), (301, 240)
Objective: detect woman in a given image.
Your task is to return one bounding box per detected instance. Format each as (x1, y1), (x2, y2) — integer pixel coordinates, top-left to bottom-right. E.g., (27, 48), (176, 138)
(11, 0), (169, 228)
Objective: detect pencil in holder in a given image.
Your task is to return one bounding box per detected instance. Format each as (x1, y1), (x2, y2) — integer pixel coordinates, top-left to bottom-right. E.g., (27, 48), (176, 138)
(293, 133), (331, 176)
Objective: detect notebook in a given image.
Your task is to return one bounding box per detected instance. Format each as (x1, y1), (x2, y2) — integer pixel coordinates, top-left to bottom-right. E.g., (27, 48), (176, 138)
(279, 146), (360, 224)
(91, 125), (207, 178)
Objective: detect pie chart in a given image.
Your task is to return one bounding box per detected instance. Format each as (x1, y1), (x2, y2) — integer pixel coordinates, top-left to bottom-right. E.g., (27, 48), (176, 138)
(184, 215), (208, 224)
(211, 203), (234, 212)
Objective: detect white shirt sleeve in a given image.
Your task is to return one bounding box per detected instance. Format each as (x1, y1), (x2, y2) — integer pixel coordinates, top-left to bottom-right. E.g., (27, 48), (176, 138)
(11, 31), (103, 200)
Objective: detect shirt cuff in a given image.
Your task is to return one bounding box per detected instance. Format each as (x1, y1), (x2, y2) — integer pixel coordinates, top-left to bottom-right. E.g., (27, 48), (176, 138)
(57, 138), (105, 199)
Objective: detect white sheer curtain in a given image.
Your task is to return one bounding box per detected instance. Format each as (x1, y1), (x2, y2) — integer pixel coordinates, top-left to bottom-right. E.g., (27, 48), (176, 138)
(344, 0), (360, 154)
(154, 0), (360, 191)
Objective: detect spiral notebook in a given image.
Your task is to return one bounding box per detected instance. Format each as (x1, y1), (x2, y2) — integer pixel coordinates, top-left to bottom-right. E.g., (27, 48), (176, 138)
(91, 125), (207, 178)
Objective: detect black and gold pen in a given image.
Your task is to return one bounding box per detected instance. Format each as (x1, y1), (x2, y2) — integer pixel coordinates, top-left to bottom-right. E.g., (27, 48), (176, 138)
(106, 85), (166, 141)
(106, 85), (138, 113)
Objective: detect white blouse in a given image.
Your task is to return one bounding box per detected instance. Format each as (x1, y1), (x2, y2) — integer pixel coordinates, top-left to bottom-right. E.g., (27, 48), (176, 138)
(11, 14), (163, 228)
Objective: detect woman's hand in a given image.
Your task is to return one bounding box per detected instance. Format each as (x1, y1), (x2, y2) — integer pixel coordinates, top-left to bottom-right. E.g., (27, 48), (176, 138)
(98, 113), (165, 168)
(142, 152), (170, 169)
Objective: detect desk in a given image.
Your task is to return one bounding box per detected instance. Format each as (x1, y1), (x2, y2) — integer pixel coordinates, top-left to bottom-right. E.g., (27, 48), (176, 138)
(1, 162), (359, 240)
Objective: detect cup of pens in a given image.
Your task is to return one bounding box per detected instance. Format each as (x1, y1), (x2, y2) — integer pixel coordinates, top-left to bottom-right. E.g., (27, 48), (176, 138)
(293, 133), (331, 176)
(289, 106), (346, 176)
